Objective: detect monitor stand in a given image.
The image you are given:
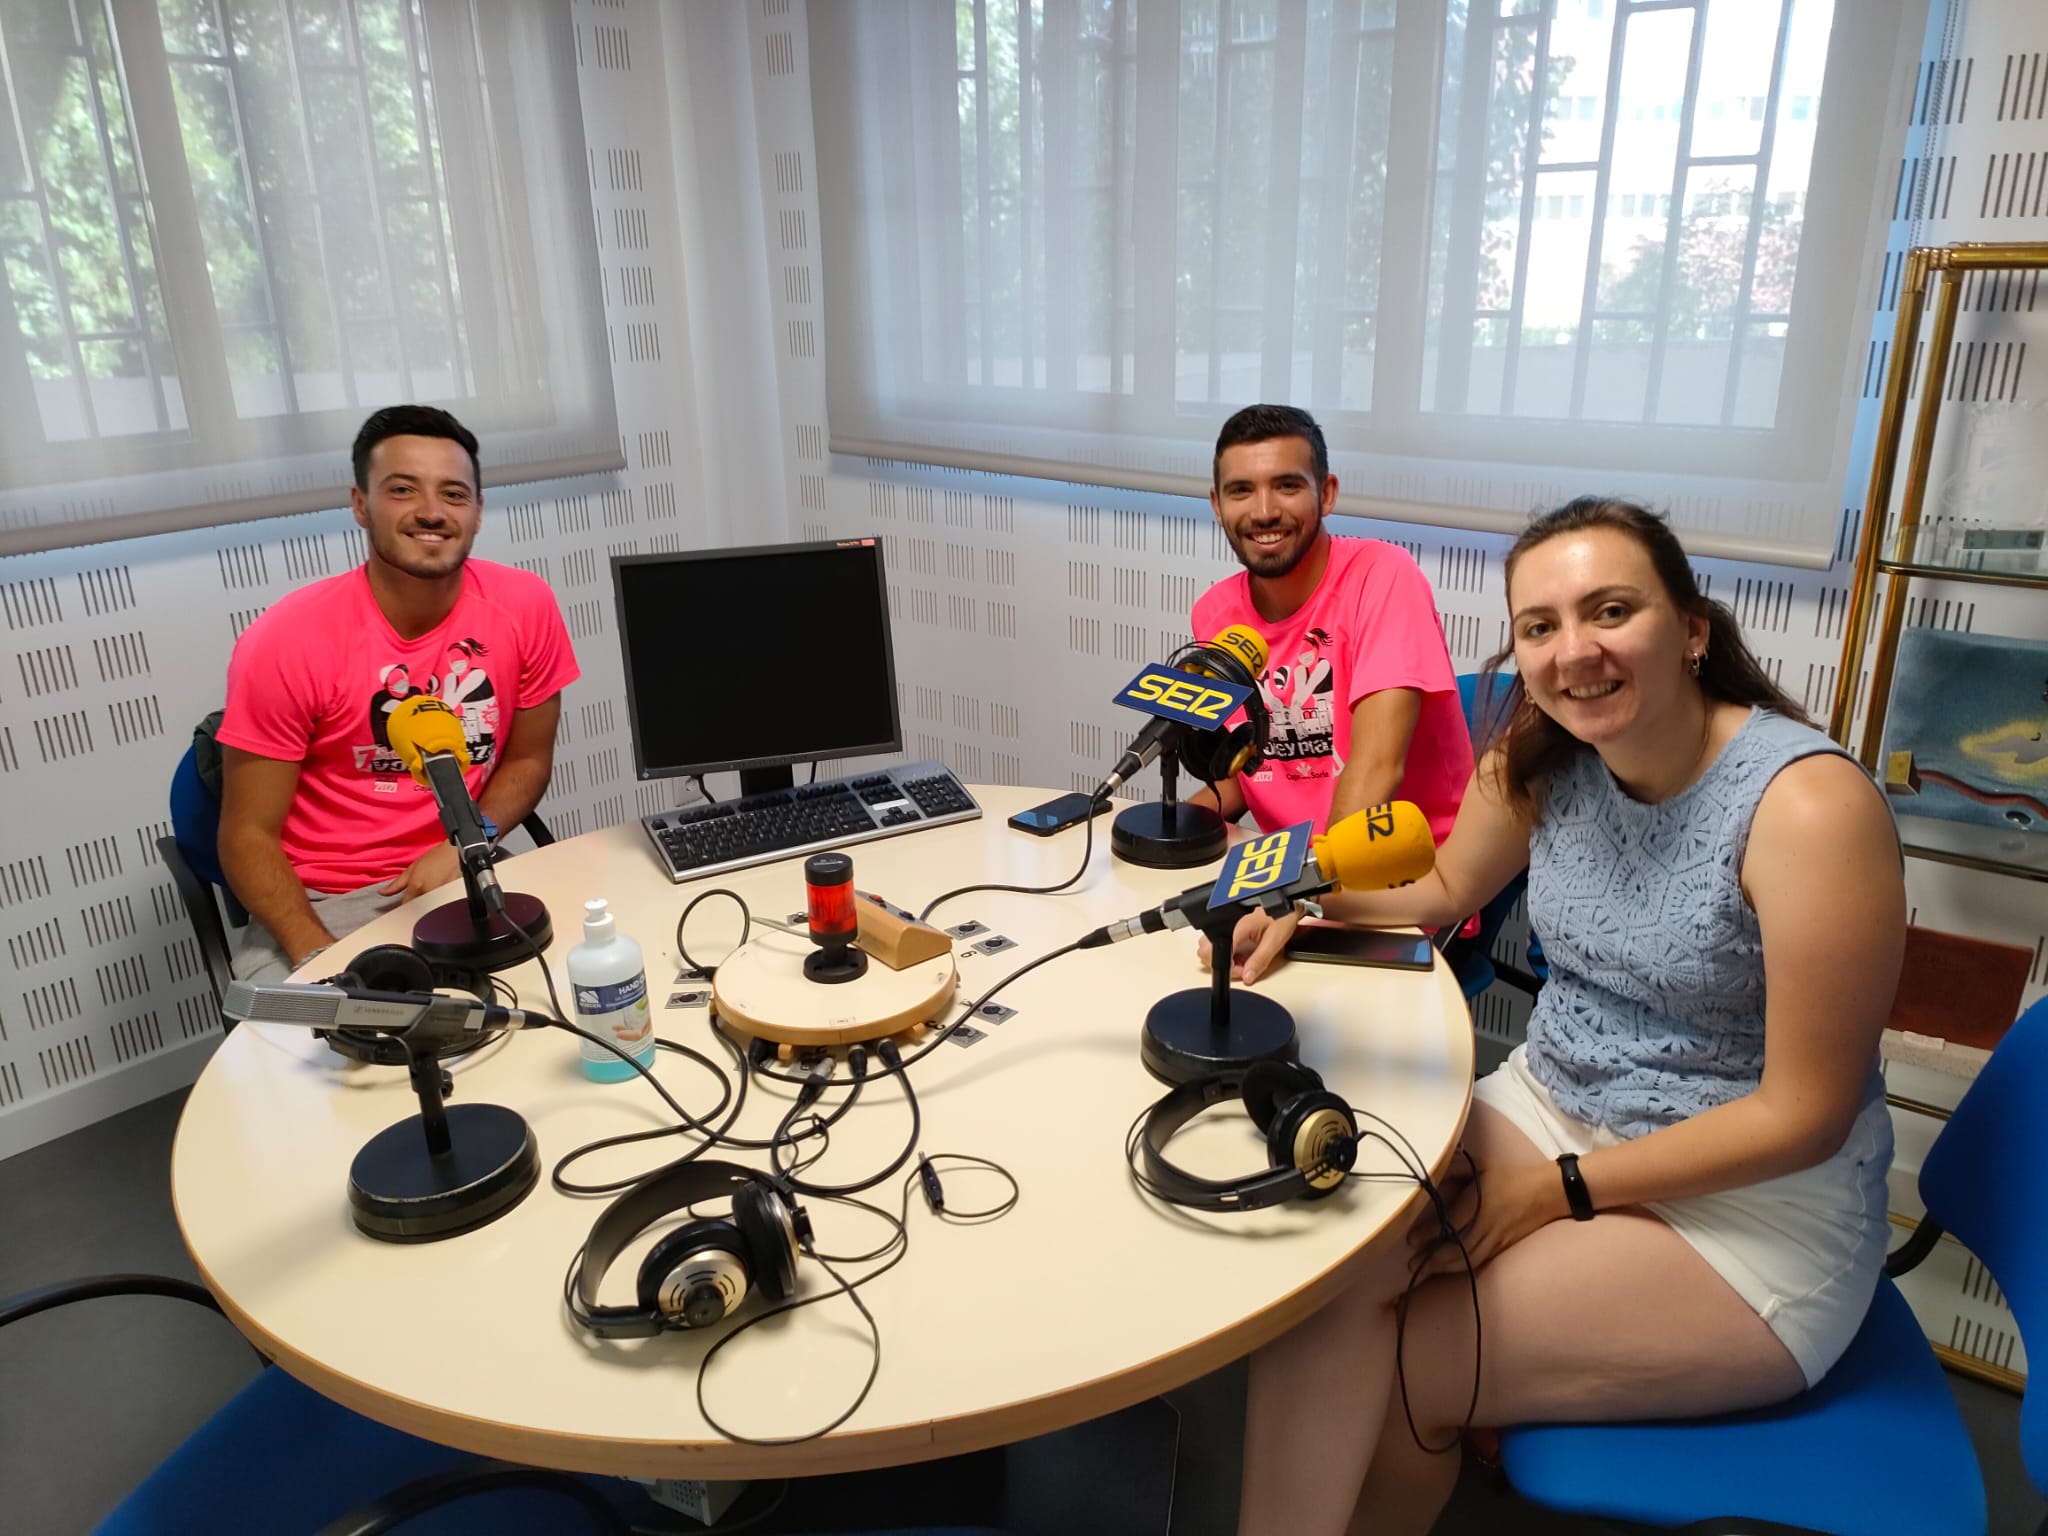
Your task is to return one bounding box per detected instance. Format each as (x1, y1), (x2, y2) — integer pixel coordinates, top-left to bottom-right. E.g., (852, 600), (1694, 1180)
(739, 765), (796, 797)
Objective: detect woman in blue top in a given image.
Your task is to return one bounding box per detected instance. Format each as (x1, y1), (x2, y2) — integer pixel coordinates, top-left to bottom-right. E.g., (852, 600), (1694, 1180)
(1216, 498), (1906, 1536)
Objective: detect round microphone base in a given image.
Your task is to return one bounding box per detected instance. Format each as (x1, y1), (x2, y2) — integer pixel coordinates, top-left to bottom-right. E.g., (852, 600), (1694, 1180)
(1111, 802), (1229, 869)
(412, 891), (552, 973)
(1141, 988), (1298, 1085)
(348, 1102), (539, 1243)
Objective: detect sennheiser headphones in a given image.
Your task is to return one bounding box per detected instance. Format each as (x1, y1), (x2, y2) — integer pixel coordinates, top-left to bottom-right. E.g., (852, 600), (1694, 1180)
(1169, 635), (1272, 784)
(323, 942), (494, 1064)
(568, 1160), (813, 1338)
(1135, 1061), (1359, 1211)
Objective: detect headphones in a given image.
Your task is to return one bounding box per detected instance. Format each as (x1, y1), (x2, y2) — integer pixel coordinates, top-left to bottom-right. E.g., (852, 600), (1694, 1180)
(569, 1161), (813, 1338)
(322, 942), (494, 1065)
(1136, 1061), (1359, 1212)
(1169, 635), (1272, 784)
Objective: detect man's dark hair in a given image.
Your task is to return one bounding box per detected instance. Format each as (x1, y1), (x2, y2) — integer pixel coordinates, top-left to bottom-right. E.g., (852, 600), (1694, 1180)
(351, 404), (481, 493)
(1213, 404), (1328, 487)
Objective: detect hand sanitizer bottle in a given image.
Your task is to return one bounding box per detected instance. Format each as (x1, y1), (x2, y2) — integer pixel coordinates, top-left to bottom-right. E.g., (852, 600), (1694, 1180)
(566, 898), (654, 1082)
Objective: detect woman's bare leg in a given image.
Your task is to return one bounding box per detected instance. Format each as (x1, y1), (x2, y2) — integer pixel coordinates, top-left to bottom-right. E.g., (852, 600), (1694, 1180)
(1240, 1102), (1808, 1536)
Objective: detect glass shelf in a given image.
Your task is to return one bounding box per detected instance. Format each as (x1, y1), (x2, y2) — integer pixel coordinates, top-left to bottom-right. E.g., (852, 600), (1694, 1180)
(1882, 523), (2048, 589)
(1877, 559), (2048, 592)
(1892, 811), (2048, 883)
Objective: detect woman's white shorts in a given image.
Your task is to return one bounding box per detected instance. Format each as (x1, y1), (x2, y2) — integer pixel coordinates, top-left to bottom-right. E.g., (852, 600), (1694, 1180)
(1471, 1044), (1894, 1388)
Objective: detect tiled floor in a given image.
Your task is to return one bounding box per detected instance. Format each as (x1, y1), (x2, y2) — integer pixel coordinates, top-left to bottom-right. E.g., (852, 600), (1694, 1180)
(3, 1087), (2040, 1536)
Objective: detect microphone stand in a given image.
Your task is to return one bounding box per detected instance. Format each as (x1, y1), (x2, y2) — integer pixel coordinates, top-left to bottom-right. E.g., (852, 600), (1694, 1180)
(411, 808), (554, 975)
(346, 1021), (540, 1243)
(1110, 737), (1231, 869)
(1140, 899), (1299, 1084)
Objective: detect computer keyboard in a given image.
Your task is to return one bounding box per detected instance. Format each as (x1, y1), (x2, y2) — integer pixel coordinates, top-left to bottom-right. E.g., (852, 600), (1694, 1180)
(640, 760), (982, 882)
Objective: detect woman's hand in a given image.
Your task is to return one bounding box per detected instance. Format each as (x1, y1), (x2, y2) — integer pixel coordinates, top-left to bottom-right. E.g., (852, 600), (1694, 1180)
(1194, 904), (1303, 984)
(1410, 1155), (1570, 1278)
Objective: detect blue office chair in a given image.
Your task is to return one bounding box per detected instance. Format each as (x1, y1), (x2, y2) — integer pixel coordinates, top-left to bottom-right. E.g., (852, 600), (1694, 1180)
(1442, 673), (1541, 1001)
(162, 717), (558, 1015)
(1496, 995), (2048, 1535)
(2, 1275), (640, 1534)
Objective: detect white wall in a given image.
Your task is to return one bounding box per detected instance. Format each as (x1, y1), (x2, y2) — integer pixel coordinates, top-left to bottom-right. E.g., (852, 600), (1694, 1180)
(0, 0), (2040, 1374)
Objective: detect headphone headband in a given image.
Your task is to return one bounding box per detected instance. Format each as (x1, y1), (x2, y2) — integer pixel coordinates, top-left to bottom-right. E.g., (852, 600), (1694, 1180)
(573, 1161), (801, 1337)
(1137, 1072), (1353, 1213)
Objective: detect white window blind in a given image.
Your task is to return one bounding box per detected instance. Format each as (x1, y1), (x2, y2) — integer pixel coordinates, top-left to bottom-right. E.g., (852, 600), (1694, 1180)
(812, 0), (1924, 568)
(0, 0), (619, 556)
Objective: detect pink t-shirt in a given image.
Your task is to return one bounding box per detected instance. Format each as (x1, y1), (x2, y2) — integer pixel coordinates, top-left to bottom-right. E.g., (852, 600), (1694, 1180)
(1192, 537), (1471, 844)
(218, 560), (580, 892)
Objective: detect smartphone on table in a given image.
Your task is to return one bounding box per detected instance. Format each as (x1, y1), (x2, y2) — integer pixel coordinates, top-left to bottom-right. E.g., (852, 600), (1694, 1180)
(1007, 791), (1110, 837)
(1285, 923), (1435, 971)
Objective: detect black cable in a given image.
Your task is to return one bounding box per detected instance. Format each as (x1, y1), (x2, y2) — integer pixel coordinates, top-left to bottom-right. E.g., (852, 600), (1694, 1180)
(916, 804), (1099, 923)
(690, 1154), (1018, 1447)
(767, 1041), (920, 1197)
(675, 888), (748, 977)
(693, 775), (717, 805)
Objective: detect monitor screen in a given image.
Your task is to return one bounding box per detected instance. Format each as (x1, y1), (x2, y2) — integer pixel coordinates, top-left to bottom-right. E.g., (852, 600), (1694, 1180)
(612, 538), (901, 780)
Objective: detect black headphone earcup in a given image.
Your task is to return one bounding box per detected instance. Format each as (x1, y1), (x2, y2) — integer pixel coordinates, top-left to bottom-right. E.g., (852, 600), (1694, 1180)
(1241, 1061), (1324, 1135)
(1189, 724), (1259, 783)
(1266, 1088), (1359, 1198)
(638, 1218), (751, 1329)
(733, 1181), (800, 1303)
(339, 943), (436, 994)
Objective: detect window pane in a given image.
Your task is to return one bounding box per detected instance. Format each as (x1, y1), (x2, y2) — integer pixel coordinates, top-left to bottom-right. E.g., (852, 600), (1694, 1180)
(170, 61), (272, 329)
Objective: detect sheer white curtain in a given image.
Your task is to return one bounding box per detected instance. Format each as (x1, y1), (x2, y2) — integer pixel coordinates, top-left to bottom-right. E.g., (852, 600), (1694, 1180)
(0, 0), (619, 555)
(812, 0), (1923, 567)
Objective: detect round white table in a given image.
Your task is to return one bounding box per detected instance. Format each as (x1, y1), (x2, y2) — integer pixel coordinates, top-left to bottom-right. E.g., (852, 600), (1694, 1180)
(173, 786), (1473, 1478)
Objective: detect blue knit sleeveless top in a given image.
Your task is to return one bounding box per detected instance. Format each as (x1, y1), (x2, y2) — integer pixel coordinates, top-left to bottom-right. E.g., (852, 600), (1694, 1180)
(1522, 708), (1866, 1138)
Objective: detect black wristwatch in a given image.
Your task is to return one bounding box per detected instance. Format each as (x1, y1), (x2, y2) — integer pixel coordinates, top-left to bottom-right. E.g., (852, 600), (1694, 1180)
(1556, 1153), (1596, 1221)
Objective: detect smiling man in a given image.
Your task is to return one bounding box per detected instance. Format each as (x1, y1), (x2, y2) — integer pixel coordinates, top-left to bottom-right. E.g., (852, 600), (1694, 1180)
(217, 405), (580, 983)
(1189, 404), (1471, 842)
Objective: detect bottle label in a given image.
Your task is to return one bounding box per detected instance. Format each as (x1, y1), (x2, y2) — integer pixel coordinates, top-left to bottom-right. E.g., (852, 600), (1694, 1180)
(574, 971), (651, 1049)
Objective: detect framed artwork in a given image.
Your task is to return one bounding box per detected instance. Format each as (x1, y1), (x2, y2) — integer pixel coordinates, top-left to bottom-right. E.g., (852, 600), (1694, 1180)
(1881, 628), (2048, 836)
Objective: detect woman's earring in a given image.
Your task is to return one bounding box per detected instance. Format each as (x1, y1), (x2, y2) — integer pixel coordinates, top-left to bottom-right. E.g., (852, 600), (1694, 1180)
(1686, 650), (1705, 679)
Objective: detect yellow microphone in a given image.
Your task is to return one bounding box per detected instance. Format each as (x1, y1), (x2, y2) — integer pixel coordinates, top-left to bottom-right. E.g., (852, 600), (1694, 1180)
(1095, 625), (1272, 801)
(1081, 801), (1434, 948)
(387, 696), (471, 786)
(1309, 801), (1436, 892)
(1188, 623), (1268, 685)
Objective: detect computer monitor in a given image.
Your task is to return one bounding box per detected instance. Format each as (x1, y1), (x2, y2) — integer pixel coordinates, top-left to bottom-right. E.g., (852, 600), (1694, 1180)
(611, 537), (902, 796)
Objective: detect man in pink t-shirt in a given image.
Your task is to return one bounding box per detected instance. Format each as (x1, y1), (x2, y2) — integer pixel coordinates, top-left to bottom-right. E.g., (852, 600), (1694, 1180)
(217, 405), (580, 981)
(1190, 405), (1471, 846)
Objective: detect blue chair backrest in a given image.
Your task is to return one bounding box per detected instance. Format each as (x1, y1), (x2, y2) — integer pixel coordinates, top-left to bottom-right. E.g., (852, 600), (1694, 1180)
(169, 740), (230, 890)
(1920, 994), (2048, 1493)
(1457, 670), (1517, 751)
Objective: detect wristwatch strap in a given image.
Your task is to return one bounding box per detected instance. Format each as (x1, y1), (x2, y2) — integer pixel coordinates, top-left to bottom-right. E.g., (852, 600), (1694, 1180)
(1556, 1153), (1596, 1221)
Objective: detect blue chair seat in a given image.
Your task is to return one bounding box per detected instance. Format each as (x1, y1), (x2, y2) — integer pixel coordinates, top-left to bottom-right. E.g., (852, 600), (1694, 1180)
(97, 1365), (637, 1535)
(1498, 1276), (1987, 1535)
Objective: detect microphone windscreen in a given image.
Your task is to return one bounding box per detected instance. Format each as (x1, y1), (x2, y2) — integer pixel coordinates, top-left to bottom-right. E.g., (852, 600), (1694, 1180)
(1201, 623), (1268, 681)
(387, 695), (471, 781)
(1316, 801), (1436, 891)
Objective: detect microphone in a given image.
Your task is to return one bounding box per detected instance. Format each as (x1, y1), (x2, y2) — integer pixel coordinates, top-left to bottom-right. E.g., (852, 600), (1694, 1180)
(1093, 624), (1269, 802)
(222, 977), (533, 1039)
(1078, 800), (1436, 948)
(388, 695), (503, 911)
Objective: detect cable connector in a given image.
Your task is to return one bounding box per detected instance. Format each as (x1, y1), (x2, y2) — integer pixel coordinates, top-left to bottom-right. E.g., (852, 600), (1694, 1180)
(917, 1153), (945, 1213)
(847, 1043), (870, 1081)
(796, 1060), (833, 1109)
(876, 1037), (905, 1075)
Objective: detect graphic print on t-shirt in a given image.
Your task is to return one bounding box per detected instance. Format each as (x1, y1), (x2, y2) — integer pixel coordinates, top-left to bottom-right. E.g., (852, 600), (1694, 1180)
(1258, 626), (1340, 779)
(356, 637), (499, 777)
